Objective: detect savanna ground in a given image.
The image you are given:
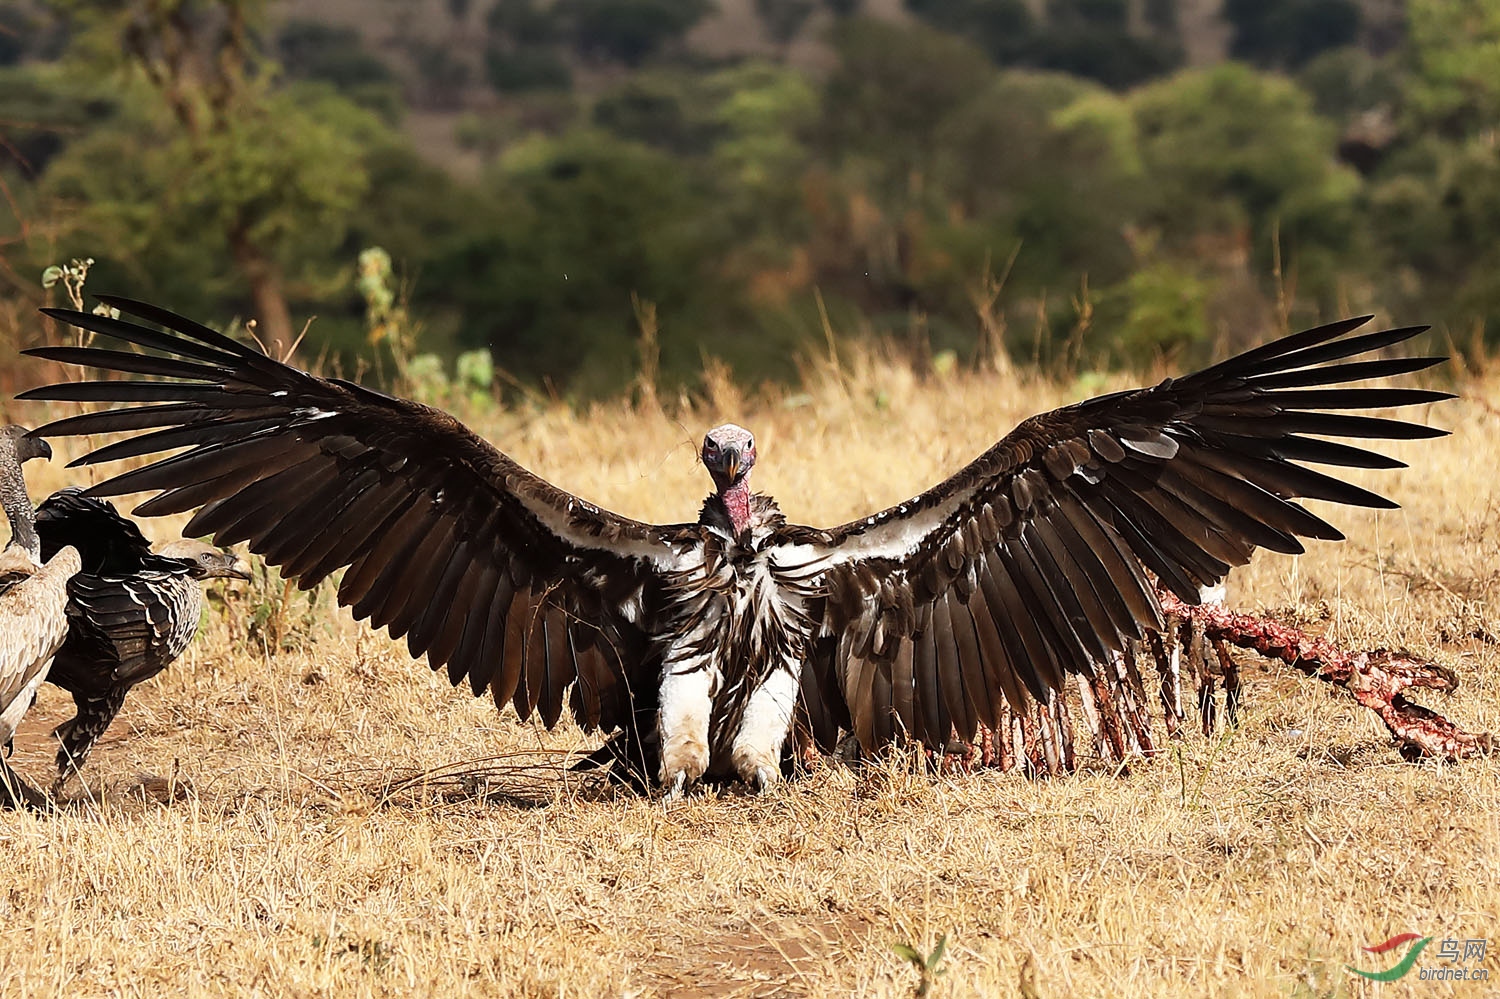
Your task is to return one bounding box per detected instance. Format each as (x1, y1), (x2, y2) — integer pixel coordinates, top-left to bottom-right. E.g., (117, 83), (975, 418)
(1, 343), (1497, 998)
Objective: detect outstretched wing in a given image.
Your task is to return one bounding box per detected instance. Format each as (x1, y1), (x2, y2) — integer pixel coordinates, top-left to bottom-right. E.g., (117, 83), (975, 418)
(23, 297), (699, 736)
(775, 317), (1451, 751)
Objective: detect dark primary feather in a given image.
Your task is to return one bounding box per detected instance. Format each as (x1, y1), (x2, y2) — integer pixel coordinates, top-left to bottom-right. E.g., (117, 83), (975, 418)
(788, 315), (1451, 753)
(24, 298), (695, 754)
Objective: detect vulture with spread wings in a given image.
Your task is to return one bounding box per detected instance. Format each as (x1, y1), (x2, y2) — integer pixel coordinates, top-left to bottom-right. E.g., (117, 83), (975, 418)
(23, 300), (1449, 795)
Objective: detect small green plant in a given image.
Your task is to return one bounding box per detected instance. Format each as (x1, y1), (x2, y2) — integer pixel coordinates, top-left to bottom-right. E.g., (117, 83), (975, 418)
(357, 246), (414, 367)
(42, 258), (119, 331)
(893, 933), (948, 998)
(357, 245), (495, 412)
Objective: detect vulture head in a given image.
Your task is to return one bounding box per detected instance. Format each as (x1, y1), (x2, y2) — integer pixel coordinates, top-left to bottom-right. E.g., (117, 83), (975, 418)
(702, 423), (757, 492)
(160, 540), (254, 581)
(1, 425), (51, 465)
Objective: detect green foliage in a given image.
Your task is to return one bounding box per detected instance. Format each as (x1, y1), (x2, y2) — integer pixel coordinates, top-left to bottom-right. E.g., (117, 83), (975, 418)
(0, 62), (118, 175)
(41, 81), (378, 315)
(1225, 0), (1361, 69)
(487, 0), (559, 45)
(822, 19), (995, 191)
(429, 130), (734, 394)
(592, 72), (723, 154)
(1405, 0), (1500, 133)
(710, 63), (818, 192)
(276, 20), (402, 119)
(904, 0), (1182, 89)
(933, 73), (1139, 288)
(14, 0), (1500, 394)
(893, 934), (948, 998)
(1297, 47), (1403, 119)
(556, 0), (712, 66)
(1107, 261), (1210, 361)
(41, 256), (116, 318)
(1130, 65), (1358, 270)
(484, 46), (573, 92)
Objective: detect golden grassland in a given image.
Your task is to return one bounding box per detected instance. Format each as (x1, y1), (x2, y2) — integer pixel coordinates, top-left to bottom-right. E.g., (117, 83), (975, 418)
(1, 344), (1497, 998)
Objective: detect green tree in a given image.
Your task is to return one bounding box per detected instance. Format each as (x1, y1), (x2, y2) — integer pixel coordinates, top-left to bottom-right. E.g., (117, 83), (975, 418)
(276, 20), (402, 119)
(821, 19), (994, 195)
(592, 72), (722, 155)
(932, 72), (1141, 293)
(41, 82), (383, 341)
(1130, 65), (1358, 278)
(1224, 0), (1361, 70)
(556, 0), (712, 67)
(1404, 0), (1500, 134)
(427, 131), (734, 395)
(483, 0), (572, 92)
(44, 0), (377, 347)
(1031, 0), (1183, 90)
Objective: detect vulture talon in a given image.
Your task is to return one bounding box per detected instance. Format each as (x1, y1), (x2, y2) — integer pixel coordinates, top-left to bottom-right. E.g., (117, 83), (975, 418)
(663, 770), (690, 801)
(23, 303), (1456, 790)
(747, 765), (779, 795)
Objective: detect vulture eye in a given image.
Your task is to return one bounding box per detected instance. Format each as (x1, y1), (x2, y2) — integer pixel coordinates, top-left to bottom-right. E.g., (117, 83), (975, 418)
(746, 437), (754, 451)
(705, 440), (719, 454)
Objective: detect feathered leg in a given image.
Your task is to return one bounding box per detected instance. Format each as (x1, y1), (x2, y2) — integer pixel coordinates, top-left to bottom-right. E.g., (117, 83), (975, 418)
(657, 653), (718, 796)
(52, 687), (129, 795)
(730, 665), (800, 792)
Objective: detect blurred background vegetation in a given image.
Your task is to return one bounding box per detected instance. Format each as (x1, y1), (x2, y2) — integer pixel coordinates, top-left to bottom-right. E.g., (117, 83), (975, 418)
(0, 0), (1492, 400)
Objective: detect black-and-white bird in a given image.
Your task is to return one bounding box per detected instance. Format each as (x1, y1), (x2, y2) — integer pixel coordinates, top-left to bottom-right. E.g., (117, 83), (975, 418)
(23, 299), (1450, 795)
(0, 426), (79, 811)
(34, 487), (251, 790)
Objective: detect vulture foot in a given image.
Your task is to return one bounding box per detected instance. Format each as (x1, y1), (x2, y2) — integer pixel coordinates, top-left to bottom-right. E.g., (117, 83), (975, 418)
(744, 765), (780, 795)
(731, 742), (786, 794)
(0, 759), (52, 814)
(663, 769), (690, 801)
(659, 737), (709, 798)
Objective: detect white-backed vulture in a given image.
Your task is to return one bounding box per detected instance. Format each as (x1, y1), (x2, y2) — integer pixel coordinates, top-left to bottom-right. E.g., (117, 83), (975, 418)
(34, 487), (251, 790)
(0, 426), (79, 811)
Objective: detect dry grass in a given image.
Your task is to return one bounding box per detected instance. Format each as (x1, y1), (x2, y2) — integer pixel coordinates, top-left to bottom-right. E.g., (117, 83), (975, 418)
(2, 345), (1497, 998)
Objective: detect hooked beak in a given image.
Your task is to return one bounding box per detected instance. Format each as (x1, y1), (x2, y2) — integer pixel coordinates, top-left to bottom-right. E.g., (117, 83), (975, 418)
(721, 447), (741, 482)
(227, 555), (254, 581)
(19, 433), (51, 463)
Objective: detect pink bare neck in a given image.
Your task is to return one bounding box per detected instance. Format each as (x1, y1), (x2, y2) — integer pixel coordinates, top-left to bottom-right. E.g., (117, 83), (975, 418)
(720, 478), (752, 535)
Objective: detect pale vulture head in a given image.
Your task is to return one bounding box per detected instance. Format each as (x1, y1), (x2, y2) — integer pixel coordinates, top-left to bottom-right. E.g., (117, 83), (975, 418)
(159, 539), (254, 580)
(701, 423), (757, 493)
